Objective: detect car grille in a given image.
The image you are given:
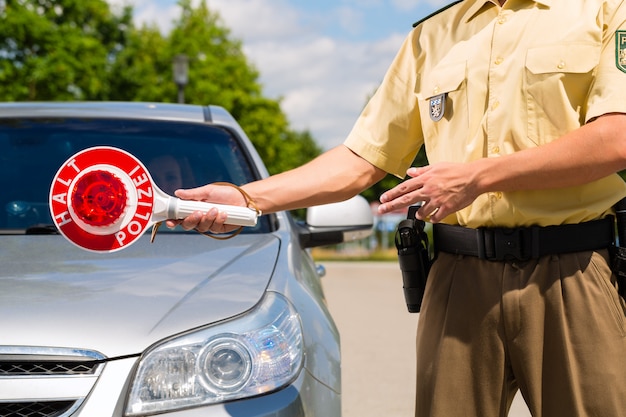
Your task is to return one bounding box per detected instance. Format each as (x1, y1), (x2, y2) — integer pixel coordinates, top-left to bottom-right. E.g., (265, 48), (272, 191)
(0, 360), (100, 376)
(0, 347), (105, 417)
(0, 401), (75, 417)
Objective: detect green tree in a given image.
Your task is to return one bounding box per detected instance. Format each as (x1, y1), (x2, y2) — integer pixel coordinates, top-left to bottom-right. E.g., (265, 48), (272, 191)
(109, 25), (171, 102)
(0, 0), (132, 100)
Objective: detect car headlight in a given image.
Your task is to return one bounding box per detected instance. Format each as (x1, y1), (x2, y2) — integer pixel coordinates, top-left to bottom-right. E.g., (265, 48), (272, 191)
(125, 292), (303, 415)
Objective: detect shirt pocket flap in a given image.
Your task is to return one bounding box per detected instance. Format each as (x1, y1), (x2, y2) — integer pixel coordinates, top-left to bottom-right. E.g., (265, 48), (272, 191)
(526, 44), (600, 74)
(415, 62), (466, 100)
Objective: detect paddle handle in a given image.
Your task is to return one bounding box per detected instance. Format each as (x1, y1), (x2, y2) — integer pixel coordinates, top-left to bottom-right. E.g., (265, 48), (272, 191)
(170, 198), (258, 227)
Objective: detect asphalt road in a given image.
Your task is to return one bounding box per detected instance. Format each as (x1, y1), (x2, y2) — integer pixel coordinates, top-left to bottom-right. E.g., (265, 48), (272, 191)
(320, 261), (532, 417)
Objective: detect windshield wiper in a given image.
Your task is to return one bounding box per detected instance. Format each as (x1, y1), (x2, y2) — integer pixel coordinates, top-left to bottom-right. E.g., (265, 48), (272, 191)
(25, 224), (60, 235)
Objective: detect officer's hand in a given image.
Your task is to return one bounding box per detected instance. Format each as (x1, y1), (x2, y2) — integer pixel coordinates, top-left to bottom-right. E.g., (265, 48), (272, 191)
(378, 162), (479, 223)
(166, 184), (247, 234)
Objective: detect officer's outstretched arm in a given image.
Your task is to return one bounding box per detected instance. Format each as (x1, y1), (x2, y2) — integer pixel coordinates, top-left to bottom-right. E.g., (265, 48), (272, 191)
(171, 145), (386, 233)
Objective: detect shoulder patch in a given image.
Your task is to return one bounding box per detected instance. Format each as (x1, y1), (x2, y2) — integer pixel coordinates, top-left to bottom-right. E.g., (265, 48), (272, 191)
(413, 0), (465, 28)
(617, 31), (626, 73)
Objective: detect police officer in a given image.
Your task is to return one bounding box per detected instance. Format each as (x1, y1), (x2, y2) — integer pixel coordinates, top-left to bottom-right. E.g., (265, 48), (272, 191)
(171, 0), (626, 415)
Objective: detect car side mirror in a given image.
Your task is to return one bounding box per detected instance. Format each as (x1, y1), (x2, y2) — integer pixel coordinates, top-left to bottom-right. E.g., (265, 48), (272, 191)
(298, 195), (374, 249)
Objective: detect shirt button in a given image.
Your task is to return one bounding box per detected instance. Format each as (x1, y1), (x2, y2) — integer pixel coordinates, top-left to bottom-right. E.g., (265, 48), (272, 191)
(498, 16), (507, 24)
(433, 86), (440, 95)
(557, 60), (566, 69)
(492, 146), (500, 154)
(495, 57), (504, 65)
(491, 100), (500, 111)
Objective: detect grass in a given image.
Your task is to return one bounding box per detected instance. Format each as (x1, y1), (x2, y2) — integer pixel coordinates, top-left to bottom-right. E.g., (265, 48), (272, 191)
(311, 247), (398, 262)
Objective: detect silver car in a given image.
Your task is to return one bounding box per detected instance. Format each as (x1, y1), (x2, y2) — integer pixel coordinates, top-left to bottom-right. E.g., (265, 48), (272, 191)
(0, 102), (373, 417)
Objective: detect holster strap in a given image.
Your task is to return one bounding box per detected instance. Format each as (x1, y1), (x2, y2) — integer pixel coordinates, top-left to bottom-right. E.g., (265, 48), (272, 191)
(433, 218), (614, 261)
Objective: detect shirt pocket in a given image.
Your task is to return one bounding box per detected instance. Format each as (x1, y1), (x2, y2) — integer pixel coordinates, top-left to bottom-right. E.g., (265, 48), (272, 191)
(415, 62), (469, 160)
(524, 43), (600, 145)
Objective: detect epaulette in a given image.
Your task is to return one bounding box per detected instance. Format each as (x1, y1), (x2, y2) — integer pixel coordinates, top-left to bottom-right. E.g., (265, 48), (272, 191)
(413, 0), (464, 28)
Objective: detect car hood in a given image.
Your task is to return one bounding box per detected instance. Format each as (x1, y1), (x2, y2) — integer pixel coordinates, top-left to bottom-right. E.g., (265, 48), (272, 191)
(0, 233), (280, 358)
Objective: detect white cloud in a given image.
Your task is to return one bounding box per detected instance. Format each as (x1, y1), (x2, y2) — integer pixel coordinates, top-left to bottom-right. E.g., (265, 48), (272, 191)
(248, 34), (404, 148)
(391, 0), (450, 11)
(207, 0), (301, 40)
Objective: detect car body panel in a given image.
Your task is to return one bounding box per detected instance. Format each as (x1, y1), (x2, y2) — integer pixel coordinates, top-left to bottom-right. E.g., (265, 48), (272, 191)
(0, 102), (208, 123)
(0, 234), (279, 357)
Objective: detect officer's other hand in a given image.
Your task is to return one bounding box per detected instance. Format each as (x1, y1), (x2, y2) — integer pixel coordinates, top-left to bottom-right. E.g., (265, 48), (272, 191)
(378, 162), (478, 223)
(166, 184), (247, 234)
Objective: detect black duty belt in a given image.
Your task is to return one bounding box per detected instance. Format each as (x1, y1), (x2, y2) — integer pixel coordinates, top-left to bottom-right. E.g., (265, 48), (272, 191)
(433, 218), (615, 261)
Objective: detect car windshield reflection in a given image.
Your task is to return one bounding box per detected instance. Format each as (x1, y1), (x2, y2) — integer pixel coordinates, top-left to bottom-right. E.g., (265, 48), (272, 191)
(0, 118), (270, 234)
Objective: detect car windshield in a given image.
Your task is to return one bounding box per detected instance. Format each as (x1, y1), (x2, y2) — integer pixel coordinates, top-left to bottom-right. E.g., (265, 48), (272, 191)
(0, 117), (271, 234)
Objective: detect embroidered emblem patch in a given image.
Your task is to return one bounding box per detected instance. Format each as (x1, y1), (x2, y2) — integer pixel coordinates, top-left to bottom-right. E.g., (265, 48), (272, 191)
(616, 31), (626, 73)
(429, 93), (446, 122)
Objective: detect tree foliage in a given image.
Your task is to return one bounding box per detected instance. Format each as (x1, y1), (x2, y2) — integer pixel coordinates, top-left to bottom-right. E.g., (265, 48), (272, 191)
(0, 0), (133, 100)
(0, 0), (321, 175)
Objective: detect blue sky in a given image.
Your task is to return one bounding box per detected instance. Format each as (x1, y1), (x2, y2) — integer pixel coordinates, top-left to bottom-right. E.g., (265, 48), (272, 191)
(109, 0), (448, 149)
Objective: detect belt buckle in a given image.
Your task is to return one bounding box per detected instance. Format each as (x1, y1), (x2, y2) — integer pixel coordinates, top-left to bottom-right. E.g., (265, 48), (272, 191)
(478, 227), (537, 261)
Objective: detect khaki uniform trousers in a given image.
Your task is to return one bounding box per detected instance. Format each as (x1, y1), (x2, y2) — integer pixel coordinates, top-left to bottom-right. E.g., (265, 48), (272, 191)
(415, 250), (626, 417)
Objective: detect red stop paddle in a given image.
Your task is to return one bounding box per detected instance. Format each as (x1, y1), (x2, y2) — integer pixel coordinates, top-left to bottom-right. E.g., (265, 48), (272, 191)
(49, 146), (258, 253)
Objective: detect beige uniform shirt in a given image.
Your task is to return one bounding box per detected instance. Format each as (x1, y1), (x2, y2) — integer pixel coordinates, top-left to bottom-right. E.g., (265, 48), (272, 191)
(345, 0), (626, 227)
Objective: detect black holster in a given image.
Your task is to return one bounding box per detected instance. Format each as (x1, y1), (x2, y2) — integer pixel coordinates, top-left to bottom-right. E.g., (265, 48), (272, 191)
(611, 247), (626, 299)
(612, 198), (626, 299)
(395, 205), (432, 313)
